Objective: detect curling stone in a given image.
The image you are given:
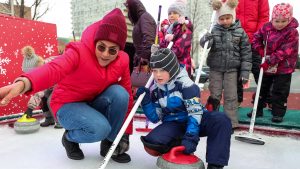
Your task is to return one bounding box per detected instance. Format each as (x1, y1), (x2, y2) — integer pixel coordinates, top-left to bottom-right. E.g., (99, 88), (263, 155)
(14, 114), (40, 134)
(157, 146), (205, 169)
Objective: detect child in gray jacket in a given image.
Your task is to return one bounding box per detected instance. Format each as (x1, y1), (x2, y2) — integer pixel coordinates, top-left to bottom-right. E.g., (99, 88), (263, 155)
(200, 0), (252, 131)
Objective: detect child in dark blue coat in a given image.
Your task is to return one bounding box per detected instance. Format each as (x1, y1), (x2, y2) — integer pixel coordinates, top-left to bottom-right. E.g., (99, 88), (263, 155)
(136, 48), (232, 169)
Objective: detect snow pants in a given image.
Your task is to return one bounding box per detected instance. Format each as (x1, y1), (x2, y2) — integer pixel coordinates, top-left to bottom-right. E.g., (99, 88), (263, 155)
(144, 111), (232, 166)
(209, 71), (238, 128)
(258, 73), (291, 117)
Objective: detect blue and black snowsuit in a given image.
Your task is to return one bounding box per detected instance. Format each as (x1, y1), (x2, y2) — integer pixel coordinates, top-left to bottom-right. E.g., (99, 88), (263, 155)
(141, 67), (232, 166)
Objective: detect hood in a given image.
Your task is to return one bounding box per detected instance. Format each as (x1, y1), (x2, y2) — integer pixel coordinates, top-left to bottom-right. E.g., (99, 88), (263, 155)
(154, 65), (190, 91)
(126, 0), (146, 24)
(265, 17), (299, 32)
(80, 20), (103, 53)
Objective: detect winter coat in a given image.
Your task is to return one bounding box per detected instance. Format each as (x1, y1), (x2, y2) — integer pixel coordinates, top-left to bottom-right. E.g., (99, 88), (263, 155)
(160, 19), (193, 76)
(205, 20), (252, 76)
(236, 0), (269, 43)
(21, 19), (134, 134)
(252, 18), (299, 75)
(141, 66), (206, 136)
(126, 0), (156, 65)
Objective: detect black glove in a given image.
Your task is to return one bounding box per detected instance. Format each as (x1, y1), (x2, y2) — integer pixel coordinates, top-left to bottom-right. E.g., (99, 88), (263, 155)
(136, 87), (151, 106)
(181, 133), (200, 154)
(24, 108), (33, 118)
(200, 32), (213, 48)
(239, 71), (249, 85)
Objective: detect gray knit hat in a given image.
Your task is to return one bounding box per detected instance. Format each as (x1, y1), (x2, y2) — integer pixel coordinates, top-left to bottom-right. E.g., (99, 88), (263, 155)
(168, 0), (186, 16)
(21, 46), (39, 72)
(150, 48), (180, 81)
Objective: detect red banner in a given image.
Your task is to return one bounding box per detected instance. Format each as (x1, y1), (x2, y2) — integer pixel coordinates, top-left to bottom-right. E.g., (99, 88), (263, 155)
(0, 14), (58, 117)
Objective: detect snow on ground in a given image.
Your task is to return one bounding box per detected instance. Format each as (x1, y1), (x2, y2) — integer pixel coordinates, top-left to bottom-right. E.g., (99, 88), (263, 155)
(0, 120), (299, 169)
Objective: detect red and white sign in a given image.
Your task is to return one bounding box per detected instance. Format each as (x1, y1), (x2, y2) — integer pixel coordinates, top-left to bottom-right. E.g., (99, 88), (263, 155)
(0, 14), (58, 117)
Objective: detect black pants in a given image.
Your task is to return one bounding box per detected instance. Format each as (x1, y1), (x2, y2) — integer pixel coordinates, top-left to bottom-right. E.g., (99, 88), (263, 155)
(258, 74), (292, 117)
(237, 72), (243, 103)
(124, 42), (135, 74)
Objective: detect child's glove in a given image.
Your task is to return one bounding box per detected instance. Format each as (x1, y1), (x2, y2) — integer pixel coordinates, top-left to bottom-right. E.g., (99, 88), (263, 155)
(181, 133), (200, 154)
(136, 87), (151, 106)
(178, 16), (185, 24)
(165, 34), (174, 42)
(239, 71), (249, 85)
(151, 44), (160, 54)
(200, 32), (213, 48)
(258, 48), (265, 58)
(260, 62), (269, 71)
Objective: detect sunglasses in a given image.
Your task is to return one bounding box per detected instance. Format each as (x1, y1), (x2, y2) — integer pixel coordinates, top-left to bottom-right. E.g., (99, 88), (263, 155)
(96, 44), (118, 56)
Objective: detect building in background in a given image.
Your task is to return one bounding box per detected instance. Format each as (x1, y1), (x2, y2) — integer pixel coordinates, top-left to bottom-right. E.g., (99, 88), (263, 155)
(0, 2), (31, 19)
(71, 0), (126, 37)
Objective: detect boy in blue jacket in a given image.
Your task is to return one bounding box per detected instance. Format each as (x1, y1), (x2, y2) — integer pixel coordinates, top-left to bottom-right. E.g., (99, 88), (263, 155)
(136, 48), (232, 169)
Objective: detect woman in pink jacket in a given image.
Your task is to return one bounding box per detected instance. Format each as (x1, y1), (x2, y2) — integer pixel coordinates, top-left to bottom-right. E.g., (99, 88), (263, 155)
(0, 8), (133, 163)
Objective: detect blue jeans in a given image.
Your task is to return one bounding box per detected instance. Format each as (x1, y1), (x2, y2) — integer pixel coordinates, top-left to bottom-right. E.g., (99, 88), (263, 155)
(57, 85), (129, 143)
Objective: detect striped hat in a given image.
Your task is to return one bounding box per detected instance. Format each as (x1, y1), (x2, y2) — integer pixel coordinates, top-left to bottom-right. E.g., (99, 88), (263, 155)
(150, 48), (180, 81)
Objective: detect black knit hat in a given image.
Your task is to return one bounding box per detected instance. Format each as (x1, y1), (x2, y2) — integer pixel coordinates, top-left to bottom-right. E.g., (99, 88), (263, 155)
(150, 48), (180, 81)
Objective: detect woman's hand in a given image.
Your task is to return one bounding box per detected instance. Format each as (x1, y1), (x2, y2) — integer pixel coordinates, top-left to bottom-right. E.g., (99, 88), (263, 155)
(0, 81), (25, 106)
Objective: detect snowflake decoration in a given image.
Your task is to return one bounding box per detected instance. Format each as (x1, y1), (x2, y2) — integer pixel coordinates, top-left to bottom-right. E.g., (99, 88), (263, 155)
(14, 49), (19, 58)
(45, 43), (54, 55)
(0, 47), (3, 54)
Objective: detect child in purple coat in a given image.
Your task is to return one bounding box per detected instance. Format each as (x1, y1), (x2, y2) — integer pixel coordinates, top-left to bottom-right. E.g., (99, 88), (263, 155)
(249, 3), (299, 123)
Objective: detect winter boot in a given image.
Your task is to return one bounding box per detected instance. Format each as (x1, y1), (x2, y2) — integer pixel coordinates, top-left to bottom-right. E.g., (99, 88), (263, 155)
(100, 138), (131, 163)
(206, 96), (220, 111)
(207, 164), (224, 169)
(54, 123), (63, 129)
(62, 131), (84, 160)
(54, 121), (63, 129)
(247, 109), (263, 118)
(272, 116), (283, 123)
(40, 117), (55, 127)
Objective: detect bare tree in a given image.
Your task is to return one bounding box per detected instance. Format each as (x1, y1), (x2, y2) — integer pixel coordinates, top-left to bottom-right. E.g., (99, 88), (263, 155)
(3, 0), (49, 20)
(31, 0), (49, 20)
(187, 0), (213, 67)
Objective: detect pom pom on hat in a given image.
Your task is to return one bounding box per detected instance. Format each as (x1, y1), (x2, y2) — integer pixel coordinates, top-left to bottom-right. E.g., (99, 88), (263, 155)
(150, 48), (180, 81)
(168, 0), (187, 16)
(272, 3), (293, 22)
(94, 8), (127, 50)
(212, 0), (238, 24)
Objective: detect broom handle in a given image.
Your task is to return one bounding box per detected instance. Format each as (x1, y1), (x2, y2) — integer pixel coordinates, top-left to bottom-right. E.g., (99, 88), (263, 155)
(98, 41), (173, 169)
(249, 33), (268, 134)
(195, 11), (216, 85)
(155, 5), (162, 45)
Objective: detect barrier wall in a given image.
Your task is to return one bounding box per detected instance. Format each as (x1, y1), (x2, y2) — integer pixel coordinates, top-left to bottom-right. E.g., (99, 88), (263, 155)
(0, 14), (58, 118)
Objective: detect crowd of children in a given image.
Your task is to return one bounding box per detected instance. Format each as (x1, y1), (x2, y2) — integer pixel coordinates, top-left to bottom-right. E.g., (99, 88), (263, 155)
(0, 0), (298, 169)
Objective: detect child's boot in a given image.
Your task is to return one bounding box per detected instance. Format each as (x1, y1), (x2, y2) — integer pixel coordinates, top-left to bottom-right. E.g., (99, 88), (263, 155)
(207, 164), (224, 169)
(40, 116), (55, 127)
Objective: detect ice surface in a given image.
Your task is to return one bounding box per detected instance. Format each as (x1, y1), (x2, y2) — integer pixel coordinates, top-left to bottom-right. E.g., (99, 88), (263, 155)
(0, 120), (299, 169)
